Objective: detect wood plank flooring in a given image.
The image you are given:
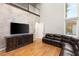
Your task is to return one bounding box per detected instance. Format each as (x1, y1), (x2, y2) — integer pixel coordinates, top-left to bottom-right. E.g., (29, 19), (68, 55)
(0, 38), (61, 56)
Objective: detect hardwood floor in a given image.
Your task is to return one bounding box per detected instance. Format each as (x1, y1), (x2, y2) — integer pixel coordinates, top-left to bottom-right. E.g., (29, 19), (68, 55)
(0, 38), (61, 56)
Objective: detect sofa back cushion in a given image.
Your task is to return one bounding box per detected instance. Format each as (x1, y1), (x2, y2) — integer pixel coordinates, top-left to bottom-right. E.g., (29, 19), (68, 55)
(53, 34), (62, 38)
(45, 33), (54, 38)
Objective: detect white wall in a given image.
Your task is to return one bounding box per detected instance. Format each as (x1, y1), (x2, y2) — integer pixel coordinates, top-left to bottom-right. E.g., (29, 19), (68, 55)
(40, 3), (65, 35)
(0, 3), (40, 50)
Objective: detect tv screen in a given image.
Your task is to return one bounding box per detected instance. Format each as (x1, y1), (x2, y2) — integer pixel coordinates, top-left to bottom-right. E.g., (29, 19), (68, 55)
(11, 22), (29, 34)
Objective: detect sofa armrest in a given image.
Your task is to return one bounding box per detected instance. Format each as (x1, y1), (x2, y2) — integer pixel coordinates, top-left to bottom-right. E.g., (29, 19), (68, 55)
(73, 40), (79, 56)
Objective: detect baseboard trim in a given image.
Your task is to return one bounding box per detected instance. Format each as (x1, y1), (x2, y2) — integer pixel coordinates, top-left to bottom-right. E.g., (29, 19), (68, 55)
(0, 48), (6, 51)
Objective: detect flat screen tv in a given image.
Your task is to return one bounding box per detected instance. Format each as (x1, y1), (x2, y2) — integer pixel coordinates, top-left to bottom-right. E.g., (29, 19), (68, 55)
(11, 22), (29, 34)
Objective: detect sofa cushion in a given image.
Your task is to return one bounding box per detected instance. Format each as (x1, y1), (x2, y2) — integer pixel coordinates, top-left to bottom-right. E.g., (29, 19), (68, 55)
(62, 35), (71, 40)
(43, 37), (61, 44)
(62, 49), (75, 56)
(63, 43), (73, 52)
(42, 37), (63, 48)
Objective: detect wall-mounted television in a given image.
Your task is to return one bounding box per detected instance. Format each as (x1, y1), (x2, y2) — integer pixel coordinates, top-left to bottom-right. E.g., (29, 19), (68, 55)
(11, 22), (29, 34)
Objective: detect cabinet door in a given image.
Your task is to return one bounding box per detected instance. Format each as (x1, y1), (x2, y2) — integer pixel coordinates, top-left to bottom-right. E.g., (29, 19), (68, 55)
(22, 34), (33, 44)
(16, 36), (24, 47)
(6, 37), (17, 51)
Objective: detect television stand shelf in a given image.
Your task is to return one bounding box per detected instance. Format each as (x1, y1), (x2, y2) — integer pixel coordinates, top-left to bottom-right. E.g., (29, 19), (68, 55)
(5, 33), (33, 52)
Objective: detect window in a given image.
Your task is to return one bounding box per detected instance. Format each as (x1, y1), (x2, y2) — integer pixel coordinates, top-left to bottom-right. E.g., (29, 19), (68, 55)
(66, 3), (78, 19)
(65, 3), (78, 37)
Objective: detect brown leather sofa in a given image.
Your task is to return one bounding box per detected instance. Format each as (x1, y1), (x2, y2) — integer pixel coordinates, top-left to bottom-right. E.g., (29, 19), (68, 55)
(42, 33), (79, 56)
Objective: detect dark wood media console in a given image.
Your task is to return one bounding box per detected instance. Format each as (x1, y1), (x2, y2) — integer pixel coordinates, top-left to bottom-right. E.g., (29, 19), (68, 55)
(5, 33), (33, 52)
